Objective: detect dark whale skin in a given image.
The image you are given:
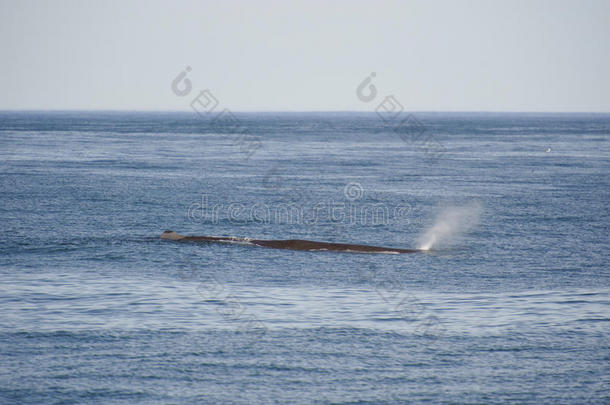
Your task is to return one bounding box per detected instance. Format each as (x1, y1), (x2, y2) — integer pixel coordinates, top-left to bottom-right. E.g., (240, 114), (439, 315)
(161, 231), (419, 254)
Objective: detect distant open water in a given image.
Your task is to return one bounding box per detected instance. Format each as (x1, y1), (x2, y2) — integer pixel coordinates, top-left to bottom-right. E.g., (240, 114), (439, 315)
(1, 111), (609, 404)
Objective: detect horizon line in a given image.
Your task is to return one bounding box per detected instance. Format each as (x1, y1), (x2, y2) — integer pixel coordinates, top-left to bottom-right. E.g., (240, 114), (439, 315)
(1, 109), (610, 114)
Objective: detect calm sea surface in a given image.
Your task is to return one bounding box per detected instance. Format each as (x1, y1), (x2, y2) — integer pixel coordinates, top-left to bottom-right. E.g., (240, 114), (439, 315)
(1, 111), (608, 404)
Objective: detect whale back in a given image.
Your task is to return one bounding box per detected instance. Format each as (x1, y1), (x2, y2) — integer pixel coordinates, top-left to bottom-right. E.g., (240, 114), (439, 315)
(161, 230), (185, 240)
(161, 231), (419, 254)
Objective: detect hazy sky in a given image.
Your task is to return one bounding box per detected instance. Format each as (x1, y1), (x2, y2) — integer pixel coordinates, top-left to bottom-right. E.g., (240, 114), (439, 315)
(1, 0), (609, 111)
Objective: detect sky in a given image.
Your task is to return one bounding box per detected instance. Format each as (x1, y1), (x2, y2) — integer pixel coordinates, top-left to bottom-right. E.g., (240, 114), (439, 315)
(1, 0), (609, 112)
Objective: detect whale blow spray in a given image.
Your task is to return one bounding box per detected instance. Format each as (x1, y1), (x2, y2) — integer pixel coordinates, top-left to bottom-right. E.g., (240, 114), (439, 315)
(417, 202), (482, 250)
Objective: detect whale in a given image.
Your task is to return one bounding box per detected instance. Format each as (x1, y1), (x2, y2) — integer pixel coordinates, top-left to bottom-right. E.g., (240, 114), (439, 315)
(161, 230), (420, 254)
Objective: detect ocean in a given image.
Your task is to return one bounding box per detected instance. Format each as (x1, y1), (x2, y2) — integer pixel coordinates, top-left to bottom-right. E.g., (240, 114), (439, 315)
(1, 111), (608, 404)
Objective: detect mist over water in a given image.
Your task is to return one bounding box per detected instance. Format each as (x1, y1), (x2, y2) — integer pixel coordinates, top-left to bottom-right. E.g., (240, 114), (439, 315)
(417, 202), (483, 250)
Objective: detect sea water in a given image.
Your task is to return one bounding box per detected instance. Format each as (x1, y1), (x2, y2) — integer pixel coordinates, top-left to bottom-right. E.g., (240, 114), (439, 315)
(1, 111), (608, 403)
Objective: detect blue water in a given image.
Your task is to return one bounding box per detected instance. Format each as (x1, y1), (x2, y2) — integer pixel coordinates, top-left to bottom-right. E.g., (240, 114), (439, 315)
(1, 111), (608, 404)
